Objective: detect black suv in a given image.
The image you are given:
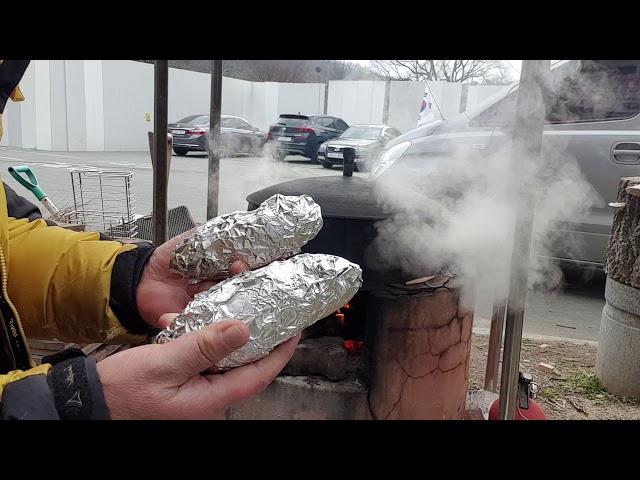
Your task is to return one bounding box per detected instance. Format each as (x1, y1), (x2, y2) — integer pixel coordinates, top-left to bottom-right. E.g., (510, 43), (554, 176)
(266, 114), (349, 163)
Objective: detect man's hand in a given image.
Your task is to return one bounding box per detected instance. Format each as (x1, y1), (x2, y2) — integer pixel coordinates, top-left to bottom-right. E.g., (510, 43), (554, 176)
(136, 230), (249, 329)
(97, 318), (300, 419)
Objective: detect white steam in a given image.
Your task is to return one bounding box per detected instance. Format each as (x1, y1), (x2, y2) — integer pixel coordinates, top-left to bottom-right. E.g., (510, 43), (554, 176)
(368, 102), (603, 305)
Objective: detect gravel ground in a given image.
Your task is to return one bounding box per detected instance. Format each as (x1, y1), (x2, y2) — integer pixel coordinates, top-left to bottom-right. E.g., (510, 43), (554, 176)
(469, 333), (640, 419)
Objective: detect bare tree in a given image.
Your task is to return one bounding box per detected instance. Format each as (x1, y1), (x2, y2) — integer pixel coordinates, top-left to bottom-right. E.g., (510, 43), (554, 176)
(479, 62), (515, 85)
(370, 60), (511, 84)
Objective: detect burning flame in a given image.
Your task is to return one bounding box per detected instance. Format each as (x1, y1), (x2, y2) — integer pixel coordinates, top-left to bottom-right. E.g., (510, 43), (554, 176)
(334, 303), (350, 326)
(343, 340), (365, 354)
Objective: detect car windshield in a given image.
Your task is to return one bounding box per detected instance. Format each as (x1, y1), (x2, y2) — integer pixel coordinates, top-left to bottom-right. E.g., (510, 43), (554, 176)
(175, 115), (208, 125)
(276, 115), (310, 126)
(340, 126), (382, 140)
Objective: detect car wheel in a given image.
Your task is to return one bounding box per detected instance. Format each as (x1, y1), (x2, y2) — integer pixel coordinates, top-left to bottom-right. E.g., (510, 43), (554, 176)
(173, 147), (188, 156)
(322, 161), (332, 169)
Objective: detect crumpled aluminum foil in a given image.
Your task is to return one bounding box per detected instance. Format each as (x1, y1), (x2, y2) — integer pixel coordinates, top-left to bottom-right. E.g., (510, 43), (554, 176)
(170, 194), (323, 283)
(155, 253), (363, 371)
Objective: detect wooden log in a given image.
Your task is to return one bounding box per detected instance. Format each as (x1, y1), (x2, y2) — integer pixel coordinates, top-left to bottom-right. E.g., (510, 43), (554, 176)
(27, 340), (68, 351)
(91, 345), (124, 362)
(81, 343), (104, 356)
(605, 176), (640, 288)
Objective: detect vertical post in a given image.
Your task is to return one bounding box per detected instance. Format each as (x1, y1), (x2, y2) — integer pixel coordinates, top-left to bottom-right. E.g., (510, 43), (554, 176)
(342, 147), (355, 177)
(207, 60), (223, 220)
(484, 298), (506, 392)
(152, 60), (169, 245)
(382, 79), (391, 124)
(498, 60), (550, 420)
(324, 81), (329, 114)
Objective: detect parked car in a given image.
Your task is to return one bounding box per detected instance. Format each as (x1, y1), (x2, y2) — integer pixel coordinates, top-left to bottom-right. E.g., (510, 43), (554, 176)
(169, 114), (267, 156)
(319, 124), (402, 172)
(371, 60), (640, 267)
(266, 114), (349, 163)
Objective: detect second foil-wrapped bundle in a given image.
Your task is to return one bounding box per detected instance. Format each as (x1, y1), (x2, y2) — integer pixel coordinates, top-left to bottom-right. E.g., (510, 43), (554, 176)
(155, 253), (362, 371)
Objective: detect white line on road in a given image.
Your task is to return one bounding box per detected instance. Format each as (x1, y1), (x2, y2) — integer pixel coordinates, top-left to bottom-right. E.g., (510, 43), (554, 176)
(0, 157), (73, 169)
(0, 148), (90, 161)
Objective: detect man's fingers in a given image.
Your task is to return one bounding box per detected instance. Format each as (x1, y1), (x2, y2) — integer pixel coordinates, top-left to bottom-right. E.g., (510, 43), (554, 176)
(186, 281), (217, 297)
(203, 334), (300, 405)
(185, 260), (251, 297)
(157, 313), (178, 329)
(163, 320), (250, 379)
(229, 259), (250, 275)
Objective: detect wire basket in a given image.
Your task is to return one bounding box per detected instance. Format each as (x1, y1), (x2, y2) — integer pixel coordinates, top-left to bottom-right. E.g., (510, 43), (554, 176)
(68, 168), (138, 239)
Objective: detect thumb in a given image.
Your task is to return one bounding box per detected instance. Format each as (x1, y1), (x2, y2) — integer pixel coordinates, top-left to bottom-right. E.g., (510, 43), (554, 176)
(162, 320), (250, 379)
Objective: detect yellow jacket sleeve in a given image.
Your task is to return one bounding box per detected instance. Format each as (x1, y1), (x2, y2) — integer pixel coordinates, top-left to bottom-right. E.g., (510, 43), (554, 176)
(0, 364), (51, 398)
(6, 217), (147, 344)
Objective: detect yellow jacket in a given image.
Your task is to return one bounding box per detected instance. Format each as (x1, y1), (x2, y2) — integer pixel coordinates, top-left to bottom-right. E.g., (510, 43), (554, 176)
(0, 179), (149, 382)
(0, 60), (151, 418)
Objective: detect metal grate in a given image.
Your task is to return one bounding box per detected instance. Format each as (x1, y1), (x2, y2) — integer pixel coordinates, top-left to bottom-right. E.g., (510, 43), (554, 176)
(131, 205), (197, 241)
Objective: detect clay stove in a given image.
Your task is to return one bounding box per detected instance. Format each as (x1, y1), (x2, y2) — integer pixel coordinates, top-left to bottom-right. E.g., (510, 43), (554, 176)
(225, 176), (474, 420)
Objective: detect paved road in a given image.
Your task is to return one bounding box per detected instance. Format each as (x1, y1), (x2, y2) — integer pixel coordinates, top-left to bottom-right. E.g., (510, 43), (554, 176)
(0, 147), (358, 222)
(0, 146), (605, 342)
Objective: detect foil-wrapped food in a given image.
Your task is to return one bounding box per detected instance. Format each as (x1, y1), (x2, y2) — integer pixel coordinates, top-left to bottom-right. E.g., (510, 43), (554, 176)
(170, 194), (322, 282)
(155, 253), (363, 371)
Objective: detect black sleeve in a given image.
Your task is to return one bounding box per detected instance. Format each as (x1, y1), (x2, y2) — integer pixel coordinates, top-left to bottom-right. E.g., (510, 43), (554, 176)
(3, 182), (43, 222)
(0, 348), (110, 420)
(109, 242), (158, 336)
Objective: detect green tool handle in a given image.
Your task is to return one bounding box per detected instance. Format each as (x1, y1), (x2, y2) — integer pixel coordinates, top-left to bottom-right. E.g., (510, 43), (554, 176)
(8, 165), (47, 201)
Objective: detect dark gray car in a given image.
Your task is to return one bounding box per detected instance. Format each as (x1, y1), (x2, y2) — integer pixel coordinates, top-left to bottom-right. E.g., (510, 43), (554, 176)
(371, 60), (640, 267)
(266, 114), (349, 163)
(319, 124), (402, 172)
(169, 114), (267, 156)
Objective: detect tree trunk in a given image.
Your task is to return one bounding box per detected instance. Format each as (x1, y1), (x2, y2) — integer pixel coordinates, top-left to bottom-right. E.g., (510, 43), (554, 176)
(605, 176), (640, 288)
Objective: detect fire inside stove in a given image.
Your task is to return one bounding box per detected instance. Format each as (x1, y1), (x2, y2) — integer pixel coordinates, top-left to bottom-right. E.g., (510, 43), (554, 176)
(335, 303), (366, 354)
(282, 292), (369, 382)
(303, 294), (367, 346)
(230, 275), (474, 419)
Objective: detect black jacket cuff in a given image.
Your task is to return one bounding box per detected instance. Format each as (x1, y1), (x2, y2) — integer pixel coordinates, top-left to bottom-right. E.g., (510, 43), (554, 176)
(43, 347), (110, 420)
(110, 242), (157, 336)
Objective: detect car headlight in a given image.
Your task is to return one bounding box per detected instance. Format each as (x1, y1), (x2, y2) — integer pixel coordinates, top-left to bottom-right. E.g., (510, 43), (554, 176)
(370, 141), (412, 179)
(355, 147), (368, 155)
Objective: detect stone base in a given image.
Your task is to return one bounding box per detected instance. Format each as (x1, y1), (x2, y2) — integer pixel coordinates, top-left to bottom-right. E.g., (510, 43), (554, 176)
(226, 376), (492, 420)
(596, 277), (640, 398)
(226, 375), (372, 420)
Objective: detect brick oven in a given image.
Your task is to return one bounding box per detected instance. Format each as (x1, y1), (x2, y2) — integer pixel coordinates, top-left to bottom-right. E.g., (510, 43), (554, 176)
(225, 176), (474, 420)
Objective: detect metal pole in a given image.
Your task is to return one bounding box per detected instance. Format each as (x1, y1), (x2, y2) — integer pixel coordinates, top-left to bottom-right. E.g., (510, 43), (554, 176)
(498, 60), (550, 419)
(382, 79), (391, 124)
(207, 60), (223, 220)
(152, 60), (169, 245)
(324, 81), (329, 114)
(484, 297), (506, 392)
